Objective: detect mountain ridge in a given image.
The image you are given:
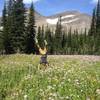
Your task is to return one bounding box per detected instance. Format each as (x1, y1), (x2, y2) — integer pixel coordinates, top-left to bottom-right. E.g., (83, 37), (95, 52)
(0, 10), (92, 32)
(35, 10), (91, 32)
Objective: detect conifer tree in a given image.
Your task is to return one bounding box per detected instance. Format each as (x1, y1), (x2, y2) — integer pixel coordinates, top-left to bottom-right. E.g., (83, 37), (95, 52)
(45, 26), (53, 54)
(37, 26), (44, 47)
(61, 31), (67, 54)
(95, 0), (100, 54)
(2, 1), (14, 54)
(1, 1), (7, 53)
(7, 0), (15, 53)
(11, 0), (26, 53)
(0, 30), (3, 54)
(75, 29), (79, 54)
(96, 0), (100, 35)
(89, 8), (96, 37)
(25, 2), (36, 54)
(67, 28), (72, 54)
(55, 16), (63, 54)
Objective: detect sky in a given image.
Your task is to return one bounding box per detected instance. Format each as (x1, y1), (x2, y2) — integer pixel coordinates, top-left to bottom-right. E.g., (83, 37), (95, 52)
(0, 0), (98, 16)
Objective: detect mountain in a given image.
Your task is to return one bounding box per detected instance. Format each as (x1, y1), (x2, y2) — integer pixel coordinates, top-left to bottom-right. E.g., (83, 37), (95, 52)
(35, 10), (92, 32)
(0, 10), (91, 32)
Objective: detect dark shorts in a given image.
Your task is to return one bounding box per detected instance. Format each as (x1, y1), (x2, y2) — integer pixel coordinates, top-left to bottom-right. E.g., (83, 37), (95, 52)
(40, 54), (48, 64)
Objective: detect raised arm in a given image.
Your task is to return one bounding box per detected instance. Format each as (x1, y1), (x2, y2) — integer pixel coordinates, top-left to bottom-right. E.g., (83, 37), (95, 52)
(37, 44), (40, 48)
(35, 38), (40, 48)
(44, 40), (48, 46)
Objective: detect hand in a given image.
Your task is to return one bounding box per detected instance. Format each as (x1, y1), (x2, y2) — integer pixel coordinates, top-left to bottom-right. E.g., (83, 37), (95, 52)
(35, 38), (38, 44)
(44, 40), (47, 45)
(37, 44), (40, 48)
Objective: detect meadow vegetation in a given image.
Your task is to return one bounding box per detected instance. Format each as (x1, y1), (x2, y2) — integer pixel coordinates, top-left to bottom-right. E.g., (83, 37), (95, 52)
(0, 54), (100, 100)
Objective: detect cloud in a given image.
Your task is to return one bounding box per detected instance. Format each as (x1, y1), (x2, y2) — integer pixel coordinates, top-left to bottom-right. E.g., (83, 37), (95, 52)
(91, 0), (98, 4)
(23, 0), (40, 4)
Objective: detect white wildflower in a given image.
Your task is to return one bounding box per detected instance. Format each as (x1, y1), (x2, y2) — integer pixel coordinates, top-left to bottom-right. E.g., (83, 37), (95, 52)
(68, 78), (71, 82)
(48, 97), (54, 100)
(24, 95), (28, 100)
(39, 89), (43, 92)
(77, 95), (79, 98)
(53, 84), (56, 87)
(47, 85), (53, 90)
(49, 93), (53, 96)
(75, 79), (80, 85)
(52, 93), (57, 97)
(61, 81), (64, 85)
(86, 97), (90, 100)
(81, 89), (83, 92)
(24, 74), (32, 80)
(65, 96), (70, 99)
(96, 89), (100, 95)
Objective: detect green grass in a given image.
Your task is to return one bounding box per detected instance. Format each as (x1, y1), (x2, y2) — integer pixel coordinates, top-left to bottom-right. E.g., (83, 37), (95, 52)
(0, 54), (100, 100)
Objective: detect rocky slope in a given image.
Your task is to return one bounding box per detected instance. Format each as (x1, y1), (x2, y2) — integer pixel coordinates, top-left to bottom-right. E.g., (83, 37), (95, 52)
(35, 10), (91, 32)
(0, 10), (92, 32)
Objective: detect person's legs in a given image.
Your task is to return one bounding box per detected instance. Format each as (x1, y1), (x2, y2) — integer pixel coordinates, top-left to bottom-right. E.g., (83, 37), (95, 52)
(39, 55), (49, 69)
(38, 63), (40, 70)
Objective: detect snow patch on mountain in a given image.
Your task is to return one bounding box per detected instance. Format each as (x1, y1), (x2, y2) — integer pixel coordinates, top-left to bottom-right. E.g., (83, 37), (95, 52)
(46, 18), (58, 25)
(46, 14), (76, 25)
(62, 15), (75, 19)
(62, 18), (79, 24)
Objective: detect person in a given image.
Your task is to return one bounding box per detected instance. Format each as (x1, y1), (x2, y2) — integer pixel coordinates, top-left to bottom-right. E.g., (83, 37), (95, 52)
(36, 39), (49, 69)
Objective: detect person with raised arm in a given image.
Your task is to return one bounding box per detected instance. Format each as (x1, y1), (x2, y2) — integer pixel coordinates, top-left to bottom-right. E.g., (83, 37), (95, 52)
(35, 38), (49, 69)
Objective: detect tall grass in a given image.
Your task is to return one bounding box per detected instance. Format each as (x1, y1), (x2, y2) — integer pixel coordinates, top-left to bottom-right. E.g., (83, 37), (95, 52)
(0, 54), (100, 100)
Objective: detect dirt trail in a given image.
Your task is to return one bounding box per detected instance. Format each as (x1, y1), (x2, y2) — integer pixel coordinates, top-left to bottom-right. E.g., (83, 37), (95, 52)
(48, 55), (100, 62)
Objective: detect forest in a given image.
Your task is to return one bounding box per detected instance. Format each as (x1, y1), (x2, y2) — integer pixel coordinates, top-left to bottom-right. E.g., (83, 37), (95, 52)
(0, 0), (100, 55)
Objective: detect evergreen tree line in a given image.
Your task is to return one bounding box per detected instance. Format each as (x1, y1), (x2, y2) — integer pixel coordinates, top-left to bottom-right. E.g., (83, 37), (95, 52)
(37, 0), (100, 55)
(0, 0), (36, 54)
(88, 0), (100, 55)
(0, 0), (100, 55)
(37, 24), (95, 55)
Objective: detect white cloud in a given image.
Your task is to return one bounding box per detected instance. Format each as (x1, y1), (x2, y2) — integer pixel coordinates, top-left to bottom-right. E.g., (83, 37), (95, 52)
(91, 0), (98, 4)
(23, 0), (40, 4)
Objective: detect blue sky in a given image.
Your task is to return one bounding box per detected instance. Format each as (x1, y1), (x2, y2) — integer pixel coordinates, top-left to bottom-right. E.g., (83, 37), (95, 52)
(0, 0), (98, 16)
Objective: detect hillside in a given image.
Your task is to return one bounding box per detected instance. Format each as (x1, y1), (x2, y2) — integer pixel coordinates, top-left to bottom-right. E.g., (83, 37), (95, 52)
(0, 10), (91, 31)
(45, 11), (91, 31)
(0, 55), (100, 100)
(33, 10), (91, 31)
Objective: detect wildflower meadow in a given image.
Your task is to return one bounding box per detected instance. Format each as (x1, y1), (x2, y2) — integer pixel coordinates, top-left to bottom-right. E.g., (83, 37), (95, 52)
(0, 54), (100, 100)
